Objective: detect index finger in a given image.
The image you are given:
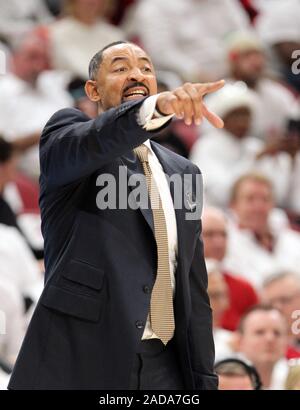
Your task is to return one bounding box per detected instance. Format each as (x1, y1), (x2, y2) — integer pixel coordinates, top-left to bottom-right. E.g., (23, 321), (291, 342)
(202, 103), (224, 128)
(195, 79), (225, 96)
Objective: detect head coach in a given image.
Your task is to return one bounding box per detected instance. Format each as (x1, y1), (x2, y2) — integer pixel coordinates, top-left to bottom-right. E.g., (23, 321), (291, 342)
(8, 41), (225, 390)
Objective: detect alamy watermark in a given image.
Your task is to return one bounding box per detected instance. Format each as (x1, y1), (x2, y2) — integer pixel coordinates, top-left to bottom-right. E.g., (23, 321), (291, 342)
(95, 166), (203, 221)
(291, 50), (300, 75)
(291, 310), (300, 335)
(0, 49), (6, 75)
(0, 310), (6, 335)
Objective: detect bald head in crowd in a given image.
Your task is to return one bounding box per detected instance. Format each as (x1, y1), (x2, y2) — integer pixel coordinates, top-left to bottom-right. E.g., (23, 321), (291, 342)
(10, 34), (49, 86)
(202, 207), (228, 262)
(262, 272), (300, 339)
(237, 305), (287, 389)
(205, 259), (229, 327)
(230, 173), (274, 235)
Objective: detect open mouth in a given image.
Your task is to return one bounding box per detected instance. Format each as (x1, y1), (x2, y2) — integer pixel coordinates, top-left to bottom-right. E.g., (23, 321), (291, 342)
(122, 86), (149, 101)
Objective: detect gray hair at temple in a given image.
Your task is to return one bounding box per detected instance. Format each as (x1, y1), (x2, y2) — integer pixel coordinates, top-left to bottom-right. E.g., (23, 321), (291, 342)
(88, 40), (129, 80)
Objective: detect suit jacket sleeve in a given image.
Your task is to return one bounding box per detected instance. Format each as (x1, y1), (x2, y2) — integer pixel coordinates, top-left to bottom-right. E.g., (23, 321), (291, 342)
(40, 99), (164, 189)
(188, 166), (218, 390)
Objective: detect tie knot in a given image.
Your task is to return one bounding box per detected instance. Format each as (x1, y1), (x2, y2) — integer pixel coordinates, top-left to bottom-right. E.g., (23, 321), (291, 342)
(134, 144), (149, 163)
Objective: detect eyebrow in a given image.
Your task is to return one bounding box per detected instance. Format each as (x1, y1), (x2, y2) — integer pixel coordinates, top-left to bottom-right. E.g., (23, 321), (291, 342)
(110, 56), (152, 65)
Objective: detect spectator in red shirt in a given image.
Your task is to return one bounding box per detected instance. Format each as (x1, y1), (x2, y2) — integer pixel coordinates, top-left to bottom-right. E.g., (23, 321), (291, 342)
(202, 206), (258, 330)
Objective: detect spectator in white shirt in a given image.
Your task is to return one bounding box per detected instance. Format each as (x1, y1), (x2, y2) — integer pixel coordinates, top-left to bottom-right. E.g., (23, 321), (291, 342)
(190, 82), (292, 207)
(202, 207), (258, 331)
(225, 30), (297, 140)
(123, 0), (250, 81)
(0, 223), (43, 304)
(0, 368), (9, 391)
(0, 40), (10, 76)
(49, 0), (125, 79)
(0, 0), (52, 44)
(255, 0), (300, 94)
(0, 33), (72, 179)
(205, 259), (235, 362)
(0, 278), (25, 368)
(236, 305), (289, 389)
(224, 173), (300, 289)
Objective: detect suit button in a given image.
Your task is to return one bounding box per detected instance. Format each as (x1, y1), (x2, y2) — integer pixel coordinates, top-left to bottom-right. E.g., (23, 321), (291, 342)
(135, 321), (144, 329)
(143, 285), (150, 294)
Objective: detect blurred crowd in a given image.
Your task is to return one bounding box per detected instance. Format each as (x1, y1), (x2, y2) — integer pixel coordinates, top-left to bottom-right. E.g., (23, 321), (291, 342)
(0, 0), (300, 390)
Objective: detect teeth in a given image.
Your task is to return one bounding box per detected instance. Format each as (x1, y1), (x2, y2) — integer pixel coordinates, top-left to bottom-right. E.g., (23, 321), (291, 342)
(125, 90), (146, 96)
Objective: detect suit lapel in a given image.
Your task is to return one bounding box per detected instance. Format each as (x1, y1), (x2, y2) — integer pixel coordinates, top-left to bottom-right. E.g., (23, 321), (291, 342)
(120, 150), (154, 235)
(120, 143), (191, 267)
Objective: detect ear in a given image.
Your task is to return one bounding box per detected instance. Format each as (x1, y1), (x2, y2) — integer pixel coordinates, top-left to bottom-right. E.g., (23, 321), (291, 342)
(85, 80), (101, 103)
(231, 332), (242, 352)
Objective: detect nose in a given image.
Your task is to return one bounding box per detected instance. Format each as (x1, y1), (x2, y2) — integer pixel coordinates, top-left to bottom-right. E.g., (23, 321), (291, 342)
(128, 67), (145, 82)
(265, 331), (276, 343)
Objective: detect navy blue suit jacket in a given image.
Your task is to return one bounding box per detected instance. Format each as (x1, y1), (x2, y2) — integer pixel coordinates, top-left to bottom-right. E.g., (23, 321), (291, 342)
(9, 99), (217, 390)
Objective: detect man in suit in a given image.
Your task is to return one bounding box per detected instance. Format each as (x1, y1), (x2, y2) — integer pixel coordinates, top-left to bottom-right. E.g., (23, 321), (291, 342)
(8, 41), (224, 390)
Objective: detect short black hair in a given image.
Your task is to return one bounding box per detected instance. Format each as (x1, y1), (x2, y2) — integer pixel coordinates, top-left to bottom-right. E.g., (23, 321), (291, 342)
(88, 41), (129, 80)
(238, 304), (283, 334)
(0, 136), (13, 163)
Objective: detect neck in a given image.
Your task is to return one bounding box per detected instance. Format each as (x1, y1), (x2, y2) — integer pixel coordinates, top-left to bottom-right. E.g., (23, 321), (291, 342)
(232, 71), (258, 89)
(239, 222), (269, 235)
(0, 181), (5, 194)
(254, 362), (274, 389)
(73, 12), (98, 26)
(12, 67), (37, 87)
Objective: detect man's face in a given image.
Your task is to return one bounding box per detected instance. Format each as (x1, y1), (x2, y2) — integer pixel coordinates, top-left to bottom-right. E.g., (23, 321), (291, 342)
(202, 213), (227, 261)
(231, 180), (273, 233)
(262, 277), (300, 335)
(13, 39), (49, 85)
(238, 310), (287, 366)
(231, 50), (265, 87)
(223, 107), (251, 139)
(218, 374), (254, 390)
(208, 272), (229, 326)
(72, 0), (105, 18)
(0, 156), (18, 185)
(88, 44), (157, 111)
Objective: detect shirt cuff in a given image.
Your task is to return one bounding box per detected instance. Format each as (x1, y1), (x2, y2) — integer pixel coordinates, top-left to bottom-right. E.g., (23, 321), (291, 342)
(137, 94), (174, 131)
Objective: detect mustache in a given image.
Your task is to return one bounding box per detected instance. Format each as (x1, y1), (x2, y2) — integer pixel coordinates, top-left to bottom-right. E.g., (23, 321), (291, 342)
(122, 82), (150, 95)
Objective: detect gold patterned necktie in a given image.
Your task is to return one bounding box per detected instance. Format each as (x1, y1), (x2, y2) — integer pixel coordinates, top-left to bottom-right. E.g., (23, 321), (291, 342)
(134, 144), (175, 345)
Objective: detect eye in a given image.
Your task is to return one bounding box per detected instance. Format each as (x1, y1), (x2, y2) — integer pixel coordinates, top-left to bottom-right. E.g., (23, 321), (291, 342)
(142, 66), (152, 73)
(114, 66), (128, 73)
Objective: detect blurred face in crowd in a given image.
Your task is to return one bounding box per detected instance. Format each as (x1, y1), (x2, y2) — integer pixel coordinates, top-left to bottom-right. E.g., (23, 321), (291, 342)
(223, 107), (251, 139)
(71, 0), (106, 23)
(262, 275), (300, 336)
(231, 49), (265, 88)
(218, 374), (254, 390)
(0, 156), (18, 191)
(85, 43), (157, 112)
(231, 179), (274, 234)
(202, 209), (227, 262)
(238, 310), (287, 367)
(12, 37), (49, 86)
(208, 271), (229, 327)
